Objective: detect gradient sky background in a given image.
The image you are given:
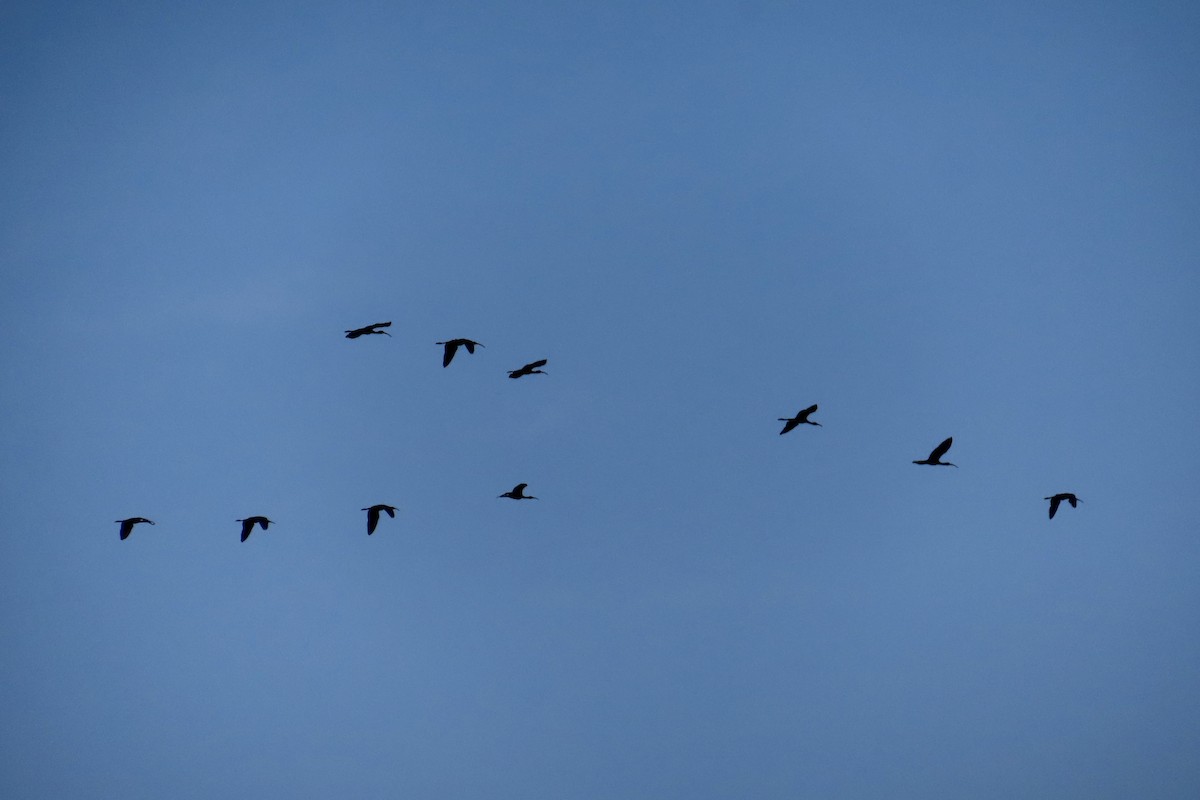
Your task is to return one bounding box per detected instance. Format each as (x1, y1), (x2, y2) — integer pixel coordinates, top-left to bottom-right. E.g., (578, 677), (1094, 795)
(3, 2), (1199, 797)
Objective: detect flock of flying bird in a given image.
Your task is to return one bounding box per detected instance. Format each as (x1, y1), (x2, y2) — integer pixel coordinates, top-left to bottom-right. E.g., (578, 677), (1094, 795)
(773, 409), (1081, 517)
(113, 321), (552, 541)
(113, 320), (1081, 541)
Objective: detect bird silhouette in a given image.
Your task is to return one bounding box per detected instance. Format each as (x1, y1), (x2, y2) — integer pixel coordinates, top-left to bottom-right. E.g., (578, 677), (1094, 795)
(499, 483), (537, 500)
(913, 437), (957, 467)
(344, 321), (392, 339)
(436, 338), (484, 367)
(237, 516), (273, 542)
(779, 404), (821, 434)
(1045, 493), (1081, 519)
(507, 359), (548, 379)
(362, 504), (397, 534)
(115, 517), (155, 540)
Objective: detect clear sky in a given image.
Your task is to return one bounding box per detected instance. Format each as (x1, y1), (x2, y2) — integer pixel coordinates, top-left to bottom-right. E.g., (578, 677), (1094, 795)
(2, 1), (1199, 797)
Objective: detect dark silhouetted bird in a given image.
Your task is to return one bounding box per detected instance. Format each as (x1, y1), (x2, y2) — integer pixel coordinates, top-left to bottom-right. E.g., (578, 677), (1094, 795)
(362, 504), (397, 534)
(345, 321), (392, 339)
(499, 483), (537, 500)
(436, 338), (484, 367)
(913, 437), (957, 467)
(507, 359), (547, 379)
(779, 404), (821, 434)
(116, 517), (155, 540)
(237, 516), (273, 542)
(1045, 493), (1081, 519)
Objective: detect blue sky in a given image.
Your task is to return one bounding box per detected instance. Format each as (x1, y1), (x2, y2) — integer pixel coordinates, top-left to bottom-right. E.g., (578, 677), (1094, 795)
(2, 2), (1199, 797)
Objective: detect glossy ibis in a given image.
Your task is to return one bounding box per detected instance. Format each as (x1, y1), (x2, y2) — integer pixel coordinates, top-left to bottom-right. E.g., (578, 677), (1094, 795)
(913, 437), (957, 467)
(362, 504), (398, 534)
(499, 483), (537, 500)
(115, 517), (155, 540)
(1045, 493), (1081, 519)
(345, 321), (392, 339)
(436, 338), (484, 367)
(507, 359), (547, 379)
(779, 404), (821, 434)
(237, 516), (273, 542)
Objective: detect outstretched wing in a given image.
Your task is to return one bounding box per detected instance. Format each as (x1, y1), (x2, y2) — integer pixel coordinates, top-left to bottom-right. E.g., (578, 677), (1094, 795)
(1048, 497), (1060, 519)
(119, 520), (133, 540)
(779, 418), (799, 435)
(442, 341), (459, 367)
(240, 520), (253, 541)
(464, 341), (479, 354)
(382, 506), (396, 519)
(929, 437), (953, 461)
(514, 483), (528, 494)
(802, 404), (818, 416)
(366, 507), (380, 534)
(525, 359), (548, 370)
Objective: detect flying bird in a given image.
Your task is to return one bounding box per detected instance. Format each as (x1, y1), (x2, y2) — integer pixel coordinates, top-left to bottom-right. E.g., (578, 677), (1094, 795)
(499, 483), (537, 500)
(115, 517), (155, 540)
(778, 404), (822, 434)
(345, 321), (392, 339)
(1045, 493), (1081, 519)
(362, 504), (398, 535)
(507, 359), (548, 379)
(436, 338), (484, 367)
(237, 516), (273, 542)
(913, 437), (957, 467)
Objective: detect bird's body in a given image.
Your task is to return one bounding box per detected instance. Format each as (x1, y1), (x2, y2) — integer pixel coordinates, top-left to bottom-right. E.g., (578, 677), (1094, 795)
(507, 359), (548, 379)
(362, 504), (397, 534)
(345, 321), (392, 339)
(116, 517), (155, 540)
(237, 516), (273, 542)
(779, 403), (821, 435)
(499, 483), (537, 500)
(913, 437), (957, 467)
(1045, 493), (1081, 519)
(436, 338), (484, 368)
